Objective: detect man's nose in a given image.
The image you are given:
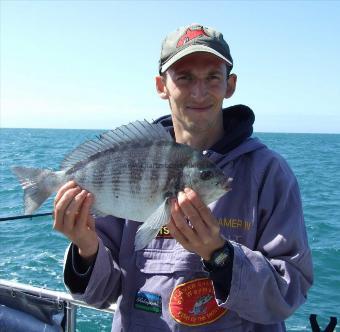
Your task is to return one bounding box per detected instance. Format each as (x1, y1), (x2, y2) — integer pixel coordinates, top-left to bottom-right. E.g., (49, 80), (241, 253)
(190, 80), (208, 101)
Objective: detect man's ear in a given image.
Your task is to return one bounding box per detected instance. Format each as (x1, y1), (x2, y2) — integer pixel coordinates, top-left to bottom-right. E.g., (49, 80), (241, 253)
(225, 74), (237, 99)
(155, 75), (169, 100)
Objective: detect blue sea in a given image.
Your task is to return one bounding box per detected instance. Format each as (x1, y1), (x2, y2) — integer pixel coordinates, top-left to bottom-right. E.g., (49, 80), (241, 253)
(0, 128), (339, 331)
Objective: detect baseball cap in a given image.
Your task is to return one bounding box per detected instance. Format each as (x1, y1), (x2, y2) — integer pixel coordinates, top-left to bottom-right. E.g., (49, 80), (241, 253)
(159, 24), (233, 74)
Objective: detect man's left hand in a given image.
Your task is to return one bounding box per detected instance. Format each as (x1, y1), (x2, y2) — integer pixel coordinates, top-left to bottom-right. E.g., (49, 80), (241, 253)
(167, 188), (225, 260)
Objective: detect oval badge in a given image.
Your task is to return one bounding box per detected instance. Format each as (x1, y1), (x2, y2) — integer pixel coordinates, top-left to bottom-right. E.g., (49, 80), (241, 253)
(169, 278), (227, 326)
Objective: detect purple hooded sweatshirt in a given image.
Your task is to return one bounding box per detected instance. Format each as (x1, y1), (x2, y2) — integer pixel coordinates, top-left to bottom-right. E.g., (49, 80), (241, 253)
(64, 105), (313, 332)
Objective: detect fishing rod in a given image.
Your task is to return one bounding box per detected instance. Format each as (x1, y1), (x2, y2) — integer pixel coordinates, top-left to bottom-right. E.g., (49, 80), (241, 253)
(0, 212), (53, 222)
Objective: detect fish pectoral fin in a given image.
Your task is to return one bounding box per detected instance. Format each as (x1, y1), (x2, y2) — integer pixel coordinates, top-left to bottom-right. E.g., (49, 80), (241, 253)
(134, 199), (171, 251)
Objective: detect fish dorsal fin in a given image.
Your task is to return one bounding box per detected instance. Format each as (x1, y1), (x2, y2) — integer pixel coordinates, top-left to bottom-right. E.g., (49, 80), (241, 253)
(60, 120), (173, 170)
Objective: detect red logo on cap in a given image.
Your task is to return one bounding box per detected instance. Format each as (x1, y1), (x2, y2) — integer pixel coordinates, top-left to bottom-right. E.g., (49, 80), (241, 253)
(177, 27), (209, 48)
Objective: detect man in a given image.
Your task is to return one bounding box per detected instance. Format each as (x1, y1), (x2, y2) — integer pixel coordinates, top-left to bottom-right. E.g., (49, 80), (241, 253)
(54, 24), (313, 331)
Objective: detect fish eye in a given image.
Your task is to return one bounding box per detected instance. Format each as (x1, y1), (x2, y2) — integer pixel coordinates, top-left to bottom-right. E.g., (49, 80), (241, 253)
(200, 170), (213, 181)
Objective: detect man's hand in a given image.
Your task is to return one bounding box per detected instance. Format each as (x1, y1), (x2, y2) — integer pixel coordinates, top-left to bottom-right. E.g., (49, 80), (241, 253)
(53, 181), (99, 264)
(167, 188), (225, 260)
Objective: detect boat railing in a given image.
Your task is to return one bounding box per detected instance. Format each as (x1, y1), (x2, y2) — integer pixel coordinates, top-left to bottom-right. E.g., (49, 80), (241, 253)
(0, 213), (115, 331)
(0, 278), (116, 332)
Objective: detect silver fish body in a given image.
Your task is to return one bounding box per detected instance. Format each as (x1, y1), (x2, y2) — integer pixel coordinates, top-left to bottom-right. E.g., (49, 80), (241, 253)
(12, 121), (232, 250)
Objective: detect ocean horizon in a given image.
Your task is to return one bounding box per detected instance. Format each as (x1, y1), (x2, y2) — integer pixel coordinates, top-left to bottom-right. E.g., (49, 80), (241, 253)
(2, 126), (340, 135)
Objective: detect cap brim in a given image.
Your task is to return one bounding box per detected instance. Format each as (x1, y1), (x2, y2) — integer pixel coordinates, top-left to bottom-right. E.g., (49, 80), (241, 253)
(160, 45), (233, 73)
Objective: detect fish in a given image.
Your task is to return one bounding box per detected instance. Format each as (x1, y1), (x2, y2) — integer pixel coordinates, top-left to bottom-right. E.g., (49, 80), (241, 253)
(11, 120), (232, 250)
(190, 295), (213, 315)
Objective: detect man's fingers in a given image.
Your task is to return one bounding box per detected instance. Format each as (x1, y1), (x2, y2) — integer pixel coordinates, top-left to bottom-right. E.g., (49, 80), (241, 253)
(183, 188), (219, 228)
(169, 189), (224, 259)
(76, 193), (94, 230)
(53, 186), (81, 231)
(177, 190), (207, 235)
(88, 214), (96, 232)
(63, 190), (88, 231)
(167, 217), (189, 245)
(54, 181), (78, 205)
(170, 198), (200, 242)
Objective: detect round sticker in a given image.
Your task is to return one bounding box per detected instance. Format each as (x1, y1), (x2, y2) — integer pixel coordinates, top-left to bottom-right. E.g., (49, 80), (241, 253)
(169, 278), (227, 326)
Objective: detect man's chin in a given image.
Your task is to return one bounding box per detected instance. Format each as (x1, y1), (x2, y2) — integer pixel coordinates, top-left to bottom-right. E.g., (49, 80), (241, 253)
(186, 106), (211, 113)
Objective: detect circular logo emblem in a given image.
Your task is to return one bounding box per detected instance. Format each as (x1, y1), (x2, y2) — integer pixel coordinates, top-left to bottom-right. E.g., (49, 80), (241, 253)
(169, 278), (227, 326)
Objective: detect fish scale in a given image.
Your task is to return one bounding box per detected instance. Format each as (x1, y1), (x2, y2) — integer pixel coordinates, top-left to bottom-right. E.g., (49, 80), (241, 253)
(12, 120), (232, 250)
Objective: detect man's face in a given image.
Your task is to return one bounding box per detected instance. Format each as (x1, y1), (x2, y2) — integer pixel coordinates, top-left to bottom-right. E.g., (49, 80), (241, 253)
(157, 52), (233, 133)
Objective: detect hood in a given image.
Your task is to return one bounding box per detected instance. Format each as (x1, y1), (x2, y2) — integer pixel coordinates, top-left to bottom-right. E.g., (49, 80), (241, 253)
(154, 104), (264, 157)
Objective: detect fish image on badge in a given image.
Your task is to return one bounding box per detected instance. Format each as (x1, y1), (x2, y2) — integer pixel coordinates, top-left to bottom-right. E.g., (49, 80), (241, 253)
(190, 295), (213, 315)
(12, 120), (232, 250)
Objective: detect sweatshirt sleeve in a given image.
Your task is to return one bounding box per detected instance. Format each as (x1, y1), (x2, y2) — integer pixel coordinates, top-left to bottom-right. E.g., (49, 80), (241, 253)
(63, 242), (97, 294)
(63, 215), (124, 309)
(219, 155), (313, 324)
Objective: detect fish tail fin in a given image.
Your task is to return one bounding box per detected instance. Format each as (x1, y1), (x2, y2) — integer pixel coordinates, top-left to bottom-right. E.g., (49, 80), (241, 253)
(11, 166), (61, 215)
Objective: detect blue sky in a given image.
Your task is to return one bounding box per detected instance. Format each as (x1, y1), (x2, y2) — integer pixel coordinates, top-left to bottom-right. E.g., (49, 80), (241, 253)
(1, 0), (339, 133)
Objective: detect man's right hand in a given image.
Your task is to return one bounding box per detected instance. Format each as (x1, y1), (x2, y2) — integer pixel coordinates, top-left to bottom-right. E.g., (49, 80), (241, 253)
(53, 181), (99, 265)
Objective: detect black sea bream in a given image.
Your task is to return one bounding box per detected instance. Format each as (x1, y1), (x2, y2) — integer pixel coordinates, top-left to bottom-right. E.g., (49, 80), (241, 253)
(12, 121), (232, 250)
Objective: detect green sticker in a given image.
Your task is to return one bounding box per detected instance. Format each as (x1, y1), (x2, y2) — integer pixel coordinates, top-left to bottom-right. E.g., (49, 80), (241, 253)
(134, 291), (162, 314)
